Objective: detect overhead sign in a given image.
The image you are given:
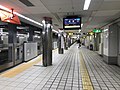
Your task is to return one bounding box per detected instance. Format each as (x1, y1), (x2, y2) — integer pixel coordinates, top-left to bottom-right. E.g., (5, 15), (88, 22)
(0, 9), (21, 24)
(93, 29), (102, 33)
(63, 16), (81, 30)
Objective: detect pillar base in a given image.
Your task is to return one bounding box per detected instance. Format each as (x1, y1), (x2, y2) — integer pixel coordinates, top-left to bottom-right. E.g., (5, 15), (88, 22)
(103, 55), (117, 65)
(59, 48), (64, 54)
(65, 47), (68, 50)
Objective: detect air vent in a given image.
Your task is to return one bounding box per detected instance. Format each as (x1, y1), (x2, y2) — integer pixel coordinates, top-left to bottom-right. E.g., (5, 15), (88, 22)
(19, 0), (35, 7)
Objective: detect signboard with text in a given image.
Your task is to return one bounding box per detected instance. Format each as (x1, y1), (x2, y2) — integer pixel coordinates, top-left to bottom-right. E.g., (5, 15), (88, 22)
(0, 9), (21, 24)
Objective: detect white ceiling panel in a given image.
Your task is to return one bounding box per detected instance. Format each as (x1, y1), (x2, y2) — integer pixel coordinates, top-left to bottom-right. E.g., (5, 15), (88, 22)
(17, 0), (50, 14)
(40, 0), (72, 12)
(44, 6), (74, 13)
(40, 0), (84, 13)
(40, 0), (71, 5)
(99, 1), (120, 10)
(94, 10), (120, 16)
(104, 0), (120, 1)
(22, 7), (50, 14)
(89, 0), (104, 10)
(72, 0), (85, 11)
(0, 0), (29, 14)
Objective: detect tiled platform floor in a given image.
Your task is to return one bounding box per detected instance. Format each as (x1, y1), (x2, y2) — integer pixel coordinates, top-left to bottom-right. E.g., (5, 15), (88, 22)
(0, 44), (120, 90)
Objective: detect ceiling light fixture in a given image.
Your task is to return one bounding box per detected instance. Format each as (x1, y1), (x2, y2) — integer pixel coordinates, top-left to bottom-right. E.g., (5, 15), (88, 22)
(83, 0), (91, 10)
(0, 5), (43, 26)
(52, 29), (58, 33)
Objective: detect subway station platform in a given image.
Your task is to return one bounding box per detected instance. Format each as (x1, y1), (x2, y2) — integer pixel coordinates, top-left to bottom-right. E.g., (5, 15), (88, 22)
(0, 44), (120, 90)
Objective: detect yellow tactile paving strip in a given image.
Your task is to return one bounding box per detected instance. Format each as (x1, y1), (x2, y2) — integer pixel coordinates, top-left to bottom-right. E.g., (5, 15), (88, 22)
(0, 55), (42, 78)
(80, 52), (94, 90)
(0, 49), (58, 78)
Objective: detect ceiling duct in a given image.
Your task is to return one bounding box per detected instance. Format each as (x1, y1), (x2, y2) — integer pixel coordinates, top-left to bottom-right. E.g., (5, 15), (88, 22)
(19, 0), (35, 7)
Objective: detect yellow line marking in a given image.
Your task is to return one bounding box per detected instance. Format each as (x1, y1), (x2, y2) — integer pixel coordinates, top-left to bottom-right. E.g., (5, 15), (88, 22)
(80, 52), (93, 90)
(0, 56), (42, 78)
(0, 48), (58, 78)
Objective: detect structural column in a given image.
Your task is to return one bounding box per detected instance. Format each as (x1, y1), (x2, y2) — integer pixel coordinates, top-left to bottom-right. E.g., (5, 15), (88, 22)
(68, 36), (71, 48)
(94, 33), (100, 51)
(58, 32), (64, 54)
(8, 23), (17, 64)
(42, 17), (52, 66)
(64, 34), (68, 50)
(0, 28), (3, 44)
(28, 27), (34, 41)
(103, 24), (119, 65)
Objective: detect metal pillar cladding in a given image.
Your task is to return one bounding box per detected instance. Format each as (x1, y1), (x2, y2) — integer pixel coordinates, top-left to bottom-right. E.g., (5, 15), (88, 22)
(68, 36), (71, 48)
(64, 33), (68, 50)
(0, 28), (3, 43)
(28, 27), (34, 41)
(8, 23), (17, 65)
(58, 32), (64, 54)
(94, 33), (100, 51)
(58, 33), (61, 54)
(42, 17), (52, 67)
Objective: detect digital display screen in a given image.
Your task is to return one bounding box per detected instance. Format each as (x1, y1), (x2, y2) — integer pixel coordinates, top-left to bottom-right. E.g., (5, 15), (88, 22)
(63, 17), (81, 30)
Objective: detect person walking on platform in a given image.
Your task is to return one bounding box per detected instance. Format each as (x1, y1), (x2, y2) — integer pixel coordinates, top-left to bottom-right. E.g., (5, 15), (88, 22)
(77, 39), (81, 48)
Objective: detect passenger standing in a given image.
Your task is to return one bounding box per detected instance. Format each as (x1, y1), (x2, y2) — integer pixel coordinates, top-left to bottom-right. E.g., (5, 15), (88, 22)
(77, 39), (81, 48)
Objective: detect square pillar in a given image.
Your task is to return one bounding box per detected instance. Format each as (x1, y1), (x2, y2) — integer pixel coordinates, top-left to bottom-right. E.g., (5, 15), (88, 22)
(103, 24), (119, 65)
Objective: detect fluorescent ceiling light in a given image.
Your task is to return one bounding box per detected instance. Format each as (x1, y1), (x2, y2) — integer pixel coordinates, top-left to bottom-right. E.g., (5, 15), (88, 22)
(83, 0), (91, 10)
(15, 13), (43, 26)
(104, 29), (108, 32)
(52, 29), (58, 33)
(34, 31), (41, 33)
(71, 36), (77, 39)
(0, 5), (43, 26)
